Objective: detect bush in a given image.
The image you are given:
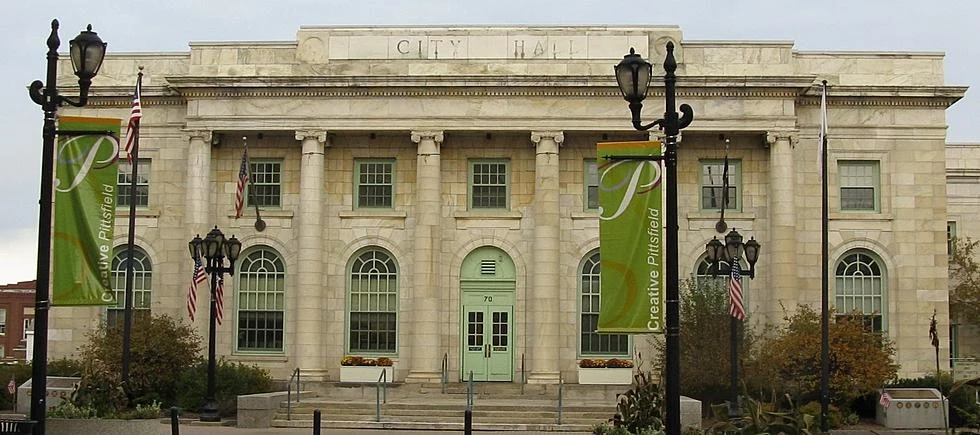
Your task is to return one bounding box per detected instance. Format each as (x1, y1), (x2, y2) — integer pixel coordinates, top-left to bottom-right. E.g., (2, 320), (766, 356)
(748, 305), (899, 407)
(74, 313), (203, 414)
(0, 363), (33, 410)
(48, 357), (83, 377)
(614, 371), (664, 434)
(176, 359), (275, 416)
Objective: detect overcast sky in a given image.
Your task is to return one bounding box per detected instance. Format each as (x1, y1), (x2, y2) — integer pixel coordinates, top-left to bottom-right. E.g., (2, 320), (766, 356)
(1, 0), (977, 285)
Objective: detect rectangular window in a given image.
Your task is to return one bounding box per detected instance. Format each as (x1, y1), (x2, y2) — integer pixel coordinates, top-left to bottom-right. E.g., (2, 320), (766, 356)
(950, 323), (959, 360)
(117, 159), (150, 208)
(23, 318), (33, 340)
(948, 221), (957, 255)
(0, 309), (6, 335)
(355, 159), (394, 209)
(839, 160), (880, 211)
(349, 272), (398, 354)
(700, 160), (739, 210)
(469, 160), (509, 210)
(580, 258), (629, 356)
(248, 160), (282, 208)
(585, 160), (599, 210)
(237, 270), (286, 352)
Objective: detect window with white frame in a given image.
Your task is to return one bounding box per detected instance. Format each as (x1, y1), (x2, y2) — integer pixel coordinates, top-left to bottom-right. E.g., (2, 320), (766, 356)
(839, 160), (880, 211)
(469, 160), (509, 210)
(117, 159), (150, 208)
(348, 248), (398, 354)
(834, 250), (886, 332)
(23, 317), (33, 340)
(585, 160), (599, 210)
(948, 221), (957, 256)
(700, 160), (740, 210)
(108, 247), (152, 328)
(355, 159), (394, 209)
(579, 251), (629, 356)
(247, 160), (282, 208)
(237, 247), (286, 352)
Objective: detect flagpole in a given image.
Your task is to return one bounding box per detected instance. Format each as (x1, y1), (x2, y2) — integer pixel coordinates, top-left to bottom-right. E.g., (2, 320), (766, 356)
(819, 80), (830, 433)
(243, 136), (266, 231)
(121, 67), (143, 385)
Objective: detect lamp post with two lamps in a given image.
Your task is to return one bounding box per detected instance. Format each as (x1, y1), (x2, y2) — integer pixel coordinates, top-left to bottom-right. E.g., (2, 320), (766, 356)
(188, 227), (242, 422)
(614, 42), (693, 435)
(704, 229), (761, 417)
(28, 19), (106, 435)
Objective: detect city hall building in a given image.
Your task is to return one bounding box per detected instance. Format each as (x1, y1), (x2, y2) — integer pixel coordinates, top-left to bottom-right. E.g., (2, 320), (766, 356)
(51, 25), (965, 382)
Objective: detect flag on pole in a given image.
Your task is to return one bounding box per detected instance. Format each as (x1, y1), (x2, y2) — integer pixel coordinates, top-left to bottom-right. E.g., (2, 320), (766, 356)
(187, 256), (207, 321)
(817, 81), (828, 174)
(215, 276), (225, 326)
(729, 260), (745, 320)
(929, 311), (940, 350)
(879, 390), (892, 409)
(234, 145), (250, 218)
(123, 73), (142, 163)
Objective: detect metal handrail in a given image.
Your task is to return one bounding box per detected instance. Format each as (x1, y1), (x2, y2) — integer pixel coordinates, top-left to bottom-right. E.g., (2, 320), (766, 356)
(520, 353), (526, 395)
(375, 368), (388, 422)
(441, 352), (448, 394)
(557, 371), (564, 425)
(466, 371), (474, 409)
(286, 367), (300, 421)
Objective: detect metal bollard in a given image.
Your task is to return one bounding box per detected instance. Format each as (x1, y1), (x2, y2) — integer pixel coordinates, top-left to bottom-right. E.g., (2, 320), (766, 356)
(170, 407), (180, 435)
(313, 409), (321, 435)
(464, 408), (472, 435)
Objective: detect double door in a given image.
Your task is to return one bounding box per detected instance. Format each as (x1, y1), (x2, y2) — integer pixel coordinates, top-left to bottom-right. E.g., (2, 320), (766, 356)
(461, 293), (513, 381)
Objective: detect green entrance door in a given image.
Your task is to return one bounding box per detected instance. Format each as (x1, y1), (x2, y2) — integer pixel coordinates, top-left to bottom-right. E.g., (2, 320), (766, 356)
(460, 246), (516, 382)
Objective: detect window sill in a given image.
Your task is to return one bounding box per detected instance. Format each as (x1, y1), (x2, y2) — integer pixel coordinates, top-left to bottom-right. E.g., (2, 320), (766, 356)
(829, 212), (893, 221)
(229, 209), (293, 219)
(339, 210), (407, 219)
(686, 211), (756, 221)
(571, 211), (599, 220)
(115, 209), (160, 218)
(228, 352), (289, 362)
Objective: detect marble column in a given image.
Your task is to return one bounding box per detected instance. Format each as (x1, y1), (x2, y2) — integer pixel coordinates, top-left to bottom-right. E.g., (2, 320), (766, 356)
(406, 130), (444, 383)
(767, 132), (798, 320)
(528, 131), (563, 383)
(184, 130), (212, 331)
(295, 130), (329, 380)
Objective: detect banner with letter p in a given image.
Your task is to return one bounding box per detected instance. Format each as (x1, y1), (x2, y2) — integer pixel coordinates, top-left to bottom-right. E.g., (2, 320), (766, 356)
(52, 116), (121, 306)
(596, 140), (666, 334)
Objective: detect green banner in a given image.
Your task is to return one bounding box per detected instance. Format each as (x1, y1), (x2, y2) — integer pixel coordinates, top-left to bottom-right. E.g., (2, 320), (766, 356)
(52, 116), (121, 306)
(597, 141), (666, 333)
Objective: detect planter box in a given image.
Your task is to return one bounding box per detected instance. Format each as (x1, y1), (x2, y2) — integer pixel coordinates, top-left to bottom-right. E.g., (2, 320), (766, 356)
(339, 365), (393, 383)
(577, 367), (634, 385)
(47, 418), (167, 435)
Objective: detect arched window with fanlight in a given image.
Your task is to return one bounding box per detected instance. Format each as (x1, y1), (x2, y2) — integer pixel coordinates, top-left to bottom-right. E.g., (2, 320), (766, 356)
(834, 249), (886, 332)
(347, 247), (398, 354)
(579, 251), (630, 356)
(236, 246), (286, 352)
(108, 246), (153, 329)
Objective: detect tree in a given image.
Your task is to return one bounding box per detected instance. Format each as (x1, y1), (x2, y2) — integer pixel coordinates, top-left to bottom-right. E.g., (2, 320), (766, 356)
(949, 237), (980, 325)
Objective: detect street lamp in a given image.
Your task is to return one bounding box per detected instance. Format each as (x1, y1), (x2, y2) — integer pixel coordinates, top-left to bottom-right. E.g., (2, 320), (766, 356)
(614, 42), (693, 435)
(28, 19), (106, 435)
(705, 229), (761, 417)
(188, 227), (241, 422)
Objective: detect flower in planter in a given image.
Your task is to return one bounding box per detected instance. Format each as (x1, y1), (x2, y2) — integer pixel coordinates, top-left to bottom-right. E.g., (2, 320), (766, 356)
(579, 359), (606, 368)
(605, 358), (634, 368)
(341, 355), (365, 366)
(375, 357), (393, 367)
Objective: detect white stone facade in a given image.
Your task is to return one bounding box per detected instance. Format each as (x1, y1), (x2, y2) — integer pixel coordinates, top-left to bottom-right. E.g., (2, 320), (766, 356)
(51, 26), (965, 381)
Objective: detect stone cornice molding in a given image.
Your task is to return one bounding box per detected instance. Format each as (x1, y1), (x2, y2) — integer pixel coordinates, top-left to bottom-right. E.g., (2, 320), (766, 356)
(295, 130), (328, 144)
(183, 129), (212, 143)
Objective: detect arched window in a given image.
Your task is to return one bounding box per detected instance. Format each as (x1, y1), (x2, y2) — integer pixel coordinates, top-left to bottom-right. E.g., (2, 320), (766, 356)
(579, 251), (629, 356)
(348, 248), (398, 354)
(236, 247), (285, 352)
(835, 250), (886, 332)
(108, 247), (153, 328)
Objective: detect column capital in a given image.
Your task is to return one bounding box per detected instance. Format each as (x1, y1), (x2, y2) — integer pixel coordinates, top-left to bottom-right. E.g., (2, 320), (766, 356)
(530, 131), (564, 145)
(766, 131), (798, 147)
(183, 129), (212, 144)
(410, 130), (444, 144)
(295, 130), (328, 144)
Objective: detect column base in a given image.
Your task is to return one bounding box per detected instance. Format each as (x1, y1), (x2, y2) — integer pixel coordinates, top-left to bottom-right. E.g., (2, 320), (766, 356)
(404, 370), (443, 384)
(526, 372), (561, 384)
(297, 368), (329, 382)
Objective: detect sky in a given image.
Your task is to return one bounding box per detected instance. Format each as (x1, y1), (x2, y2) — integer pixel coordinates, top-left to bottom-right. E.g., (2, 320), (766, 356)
(0, 0), (977, 285)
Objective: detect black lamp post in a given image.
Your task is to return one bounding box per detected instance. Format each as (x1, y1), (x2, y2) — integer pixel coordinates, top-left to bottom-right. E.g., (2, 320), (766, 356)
(705, 229), (761, 417)
(188, 227), (241, 422)
(615, 42), (693, 435)
(27, 19), (106, 435)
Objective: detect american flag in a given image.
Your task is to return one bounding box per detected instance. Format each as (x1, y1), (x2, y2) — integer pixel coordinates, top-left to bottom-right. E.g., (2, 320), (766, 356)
(729, 261), (745, 320)
(123, 72), (142, 163)
(215, 276), (225, 325)
(187, 257), (207, 322)
(234, 145), (249, 218)
(879, 390), (892, 409)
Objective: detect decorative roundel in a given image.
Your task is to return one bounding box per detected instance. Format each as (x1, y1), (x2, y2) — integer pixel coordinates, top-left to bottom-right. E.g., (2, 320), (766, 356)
(896, 402), (904, 408)
(914, 402), (921, 408)
(933, 402), (940, 408)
